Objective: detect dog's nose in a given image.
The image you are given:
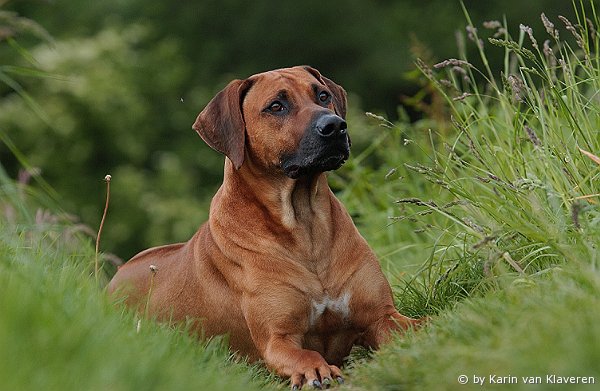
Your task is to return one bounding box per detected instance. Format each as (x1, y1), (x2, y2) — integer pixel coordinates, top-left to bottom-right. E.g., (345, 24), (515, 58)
(315, 114), (347, 138)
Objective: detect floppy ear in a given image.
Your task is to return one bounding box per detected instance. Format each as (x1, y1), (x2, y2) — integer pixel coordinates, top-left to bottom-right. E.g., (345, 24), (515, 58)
(192, 79), (252, 169)
(303, 66), (347, 119)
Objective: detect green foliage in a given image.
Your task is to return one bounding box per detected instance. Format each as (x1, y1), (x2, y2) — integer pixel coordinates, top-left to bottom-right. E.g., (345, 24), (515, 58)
(336, 3), (600, 313)
(2, 1), (600, 390)
(341, 4), (600, 387)
(6, 0), (575, 112)
(350, 266), (600, 390)
(0, 169), (279, 391)
(0, 24), (222, 259)
(0, 0), (580, 260)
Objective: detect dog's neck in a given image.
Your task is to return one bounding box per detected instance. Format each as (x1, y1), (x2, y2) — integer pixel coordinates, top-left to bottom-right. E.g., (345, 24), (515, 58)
(219, 159), (332, 228)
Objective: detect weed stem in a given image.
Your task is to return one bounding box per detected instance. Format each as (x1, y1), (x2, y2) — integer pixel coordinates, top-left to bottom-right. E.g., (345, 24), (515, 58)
(95, 174), (111, 284)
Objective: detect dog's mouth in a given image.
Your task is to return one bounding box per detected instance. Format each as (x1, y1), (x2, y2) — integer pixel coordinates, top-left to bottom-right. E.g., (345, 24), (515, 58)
(281, 117), (351, 179)
(282, 149), (349, 179)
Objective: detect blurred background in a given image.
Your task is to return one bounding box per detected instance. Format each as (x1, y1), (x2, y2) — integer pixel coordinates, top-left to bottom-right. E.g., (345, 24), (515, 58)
(0, 0), (575, 261)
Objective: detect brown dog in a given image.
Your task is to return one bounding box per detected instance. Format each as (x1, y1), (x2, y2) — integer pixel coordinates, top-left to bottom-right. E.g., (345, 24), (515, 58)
(108, 66), (422, 389)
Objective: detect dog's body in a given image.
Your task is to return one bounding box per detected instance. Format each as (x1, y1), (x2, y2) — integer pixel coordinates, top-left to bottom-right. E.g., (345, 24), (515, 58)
(108, 66), (421, 389)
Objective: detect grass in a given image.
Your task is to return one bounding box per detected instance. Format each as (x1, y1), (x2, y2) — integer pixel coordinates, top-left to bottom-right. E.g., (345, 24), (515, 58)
(0, 166), (280, 391)
(2, 2), (600, 390)
(349, 266), (600, 390)
(336, 1), (600, 387)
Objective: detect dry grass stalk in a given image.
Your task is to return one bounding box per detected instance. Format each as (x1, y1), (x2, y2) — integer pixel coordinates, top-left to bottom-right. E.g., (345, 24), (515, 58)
(95, 174), (111, 284)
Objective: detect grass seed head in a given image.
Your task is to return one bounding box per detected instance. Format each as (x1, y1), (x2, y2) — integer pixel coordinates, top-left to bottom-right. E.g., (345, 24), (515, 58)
(524, 125), (542, 147)
(558, 15), (585, 49)
(483, 20), (507, 39)
(453, 92), (472, 101)
(543, 40), (556, 68)
(415, 58), (434, 80)
(434, 58), (472, 69)
(520, 24), (538, 49)
(571, 202), (582, 229)
(508, 74), (526, 103)
(483, 20), (502, 29)
(541, 13), (559, 39)
(466, 25), (484, 48)
(586, 18), (596, 38)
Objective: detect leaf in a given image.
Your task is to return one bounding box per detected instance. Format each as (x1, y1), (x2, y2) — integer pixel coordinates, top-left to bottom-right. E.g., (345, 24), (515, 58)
(0, 65), (66, 81)
(0, 70), (52, 126)
(578, 147), (600, 165)
(6, 37), (40, 66)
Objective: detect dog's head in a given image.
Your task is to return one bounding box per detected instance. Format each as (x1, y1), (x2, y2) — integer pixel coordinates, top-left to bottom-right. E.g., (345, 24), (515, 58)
(193, 66), (350, 179)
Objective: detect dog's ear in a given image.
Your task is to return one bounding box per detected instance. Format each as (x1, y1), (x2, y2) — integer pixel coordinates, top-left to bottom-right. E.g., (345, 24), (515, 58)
(303, 66), (347, 119)
(192, 79), (253, 170)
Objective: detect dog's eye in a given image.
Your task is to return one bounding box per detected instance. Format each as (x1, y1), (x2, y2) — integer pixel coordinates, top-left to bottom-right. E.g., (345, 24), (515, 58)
(267, 101), (286, 112)
(319, 91), (330, 103)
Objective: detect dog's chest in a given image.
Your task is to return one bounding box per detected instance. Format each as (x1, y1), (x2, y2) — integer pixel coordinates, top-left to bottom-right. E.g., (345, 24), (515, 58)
(308, 292), (351, 328)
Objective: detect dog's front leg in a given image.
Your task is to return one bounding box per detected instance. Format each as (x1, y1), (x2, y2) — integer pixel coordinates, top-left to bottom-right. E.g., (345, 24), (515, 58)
(242, 295), (343, 390)
(263, 334), (343, 389)
(361, 306), (426, 349)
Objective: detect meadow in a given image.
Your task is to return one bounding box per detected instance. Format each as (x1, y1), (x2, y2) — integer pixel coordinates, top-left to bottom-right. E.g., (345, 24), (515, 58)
(1, 3), (599, 390)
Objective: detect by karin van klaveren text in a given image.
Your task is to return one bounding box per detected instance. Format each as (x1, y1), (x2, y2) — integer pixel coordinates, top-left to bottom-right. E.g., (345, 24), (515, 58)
(457, 374), (595, 386)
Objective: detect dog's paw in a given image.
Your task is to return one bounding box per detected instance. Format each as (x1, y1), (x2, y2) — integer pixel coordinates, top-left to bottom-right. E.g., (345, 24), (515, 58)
(289, 351), (343, 390)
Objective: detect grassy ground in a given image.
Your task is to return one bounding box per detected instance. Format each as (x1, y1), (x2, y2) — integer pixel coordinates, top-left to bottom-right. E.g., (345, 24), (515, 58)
(2, 3), (600, 390)
(0, 166), (280, 391)
(336, 3), (600, 388)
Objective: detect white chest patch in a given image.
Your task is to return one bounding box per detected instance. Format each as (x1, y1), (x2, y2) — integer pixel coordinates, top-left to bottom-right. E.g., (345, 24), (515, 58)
(309, 292), (351, 326)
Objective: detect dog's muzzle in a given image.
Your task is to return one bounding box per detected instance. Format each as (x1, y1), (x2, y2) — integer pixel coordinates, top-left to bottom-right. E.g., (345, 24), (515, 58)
(314, 113), (348, 138)
(281, 112), (350, 179)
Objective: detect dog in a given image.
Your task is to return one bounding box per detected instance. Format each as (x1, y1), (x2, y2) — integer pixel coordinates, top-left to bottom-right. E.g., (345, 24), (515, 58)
(108, 66), (423, 389)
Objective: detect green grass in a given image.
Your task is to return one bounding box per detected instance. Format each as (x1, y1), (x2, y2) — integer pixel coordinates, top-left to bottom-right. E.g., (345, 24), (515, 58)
(350, 265), (600, 390)
(2, 2), (600, 390)
(337, 2), (600, 388)
(0, 168), (280, 391)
